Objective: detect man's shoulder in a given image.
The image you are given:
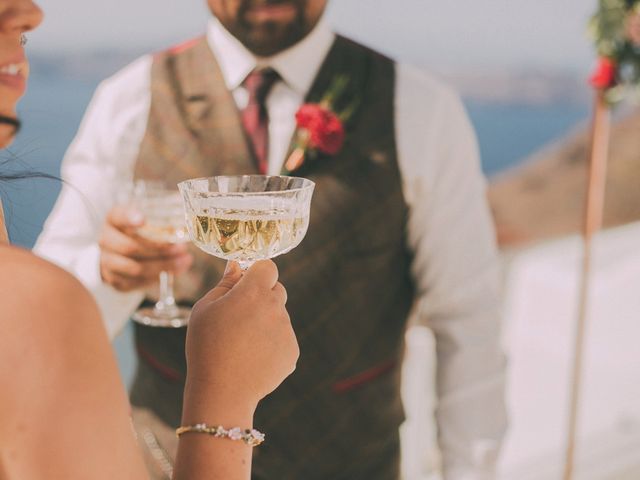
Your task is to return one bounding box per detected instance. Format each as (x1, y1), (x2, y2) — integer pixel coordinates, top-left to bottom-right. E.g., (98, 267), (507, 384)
(97, 54), (153, 98)
(153, 36), (205, 59)
(97, 37), (206, 97)
(395, 62), (462, 108)
(334, 35), (394, 63)
(81, 54), (154, 126)
(336, 36), (460, 103)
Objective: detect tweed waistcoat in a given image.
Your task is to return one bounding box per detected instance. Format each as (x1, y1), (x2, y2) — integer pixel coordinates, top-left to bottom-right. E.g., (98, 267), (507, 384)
(130, 35), (415, 479)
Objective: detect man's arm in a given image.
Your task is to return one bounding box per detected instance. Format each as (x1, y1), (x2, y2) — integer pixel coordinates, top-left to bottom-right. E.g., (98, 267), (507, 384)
(396, 65), (507, 479)
(34, 56), (153, 338)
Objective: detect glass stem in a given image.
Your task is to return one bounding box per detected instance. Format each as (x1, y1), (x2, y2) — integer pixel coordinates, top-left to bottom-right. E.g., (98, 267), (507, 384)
(237, 260), (255, 271)
(155, 271), (178, 316)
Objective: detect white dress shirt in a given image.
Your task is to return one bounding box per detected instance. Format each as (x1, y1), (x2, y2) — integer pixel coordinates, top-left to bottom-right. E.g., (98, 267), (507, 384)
(35, 17), (506, 480)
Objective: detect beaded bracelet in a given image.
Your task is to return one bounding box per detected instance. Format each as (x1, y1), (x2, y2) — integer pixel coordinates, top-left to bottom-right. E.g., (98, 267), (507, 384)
(176, 424), (265, 447)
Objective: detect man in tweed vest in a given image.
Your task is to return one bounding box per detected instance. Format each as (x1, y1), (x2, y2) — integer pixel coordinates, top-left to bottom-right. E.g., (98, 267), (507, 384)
(36, 1), (507, 478)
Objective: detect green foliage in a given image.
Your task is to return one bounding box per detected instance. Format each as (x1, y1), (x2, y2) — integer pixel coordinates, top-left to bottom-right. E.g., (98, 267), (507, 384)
(590, 0), (640, 102)
(590, 0), (629, 57)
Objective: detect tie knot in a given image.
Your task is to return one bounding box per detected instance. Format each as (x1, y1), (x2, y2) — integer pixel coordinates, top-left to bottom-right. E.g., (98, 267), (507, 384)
(243, 68), (280, 104)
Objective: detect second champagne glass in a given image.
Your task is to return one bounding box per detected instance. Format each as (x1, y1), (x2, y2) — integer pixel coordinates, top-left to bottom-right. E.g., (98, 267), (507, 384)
(131, 180), (191, 328)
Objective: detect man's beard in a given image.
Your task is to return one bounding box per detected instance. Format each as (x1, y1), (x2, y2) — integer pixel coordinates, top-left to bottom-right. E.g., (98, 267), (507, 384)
(236, 0), (309, 56)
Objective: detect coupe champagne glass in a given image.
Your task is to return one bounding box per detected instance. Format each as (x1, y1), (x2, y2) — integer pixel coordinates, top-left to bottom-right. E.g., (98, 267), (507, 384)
(178, 175), (315, 270)
(131, 180), (191, 328)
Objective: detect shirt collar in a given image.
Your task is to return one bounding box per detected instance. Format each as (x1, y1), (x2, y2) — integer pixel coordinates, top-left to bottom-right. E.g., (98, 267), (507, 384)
(207, 16), (335, 96)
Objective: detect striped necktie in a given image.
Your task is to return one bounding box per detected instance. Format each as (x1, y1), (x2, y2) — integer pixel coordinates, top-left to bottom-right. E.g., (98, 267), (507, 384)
(241, 68), (280, 174)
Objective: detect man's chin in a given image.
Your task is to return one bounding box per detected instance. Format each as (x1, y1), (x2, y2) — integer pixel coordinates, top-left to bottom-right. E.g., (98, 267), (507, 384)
(243, 27), (305, 56)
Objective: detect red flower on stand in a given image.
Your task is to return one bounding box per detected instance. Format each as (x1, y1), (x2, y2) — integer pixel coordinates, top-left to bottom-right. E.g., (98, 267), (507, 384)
(589, 57), (618, 90)
(589, 1), (640, 102)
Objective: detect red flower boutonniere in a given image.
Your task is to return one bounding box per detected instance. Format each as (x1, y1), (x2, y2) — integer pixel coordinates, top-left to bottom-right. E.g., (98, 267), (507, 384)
(284, 76), (358, 173)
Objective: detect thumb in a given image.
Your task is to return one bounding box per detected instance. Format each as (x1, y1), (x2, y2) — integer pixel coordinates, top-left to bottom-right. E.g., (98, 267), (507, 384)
(199, 261), (243, 303)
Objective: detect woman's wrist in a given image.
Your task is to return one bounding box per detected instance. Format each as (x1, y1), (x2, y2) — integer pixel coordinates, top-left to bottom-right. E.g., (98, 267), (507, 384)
(182, 378), (258, 427)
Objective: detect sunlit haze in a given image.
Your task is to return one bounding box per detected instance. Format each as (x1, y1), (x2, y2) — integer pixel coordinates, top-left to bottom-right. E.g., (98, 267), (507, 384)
(33, 0), (596, 72)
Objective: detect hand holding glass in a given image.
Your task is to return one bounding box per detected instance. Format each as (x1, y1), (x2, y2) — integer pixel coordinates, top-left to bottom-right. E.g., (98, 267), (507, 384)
(131, 180), (191, 328)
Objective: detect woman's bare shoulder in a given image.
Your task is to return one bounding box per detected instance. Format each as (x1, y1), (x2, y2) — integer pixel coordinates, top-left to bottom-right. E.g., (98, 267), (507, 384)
(0, 244), (96, 315)
(0, 245), (106, 437)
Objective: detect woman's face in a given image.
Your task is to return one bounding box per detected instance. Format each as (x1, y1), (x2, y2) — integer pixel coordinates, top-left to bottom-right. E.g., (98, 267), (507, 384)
(0, 0), (42, 148)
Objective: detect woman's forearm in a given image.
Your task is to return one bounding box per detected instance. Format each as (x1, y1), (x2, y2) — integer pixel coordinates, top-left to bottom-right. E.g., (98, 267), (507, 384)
(172, 382), (258, 480)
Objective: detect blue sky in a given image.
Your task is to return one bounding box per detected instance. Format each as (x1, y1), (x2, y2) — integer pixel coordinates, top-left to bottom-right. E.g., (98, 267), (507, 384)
(33, 0), (597, 72)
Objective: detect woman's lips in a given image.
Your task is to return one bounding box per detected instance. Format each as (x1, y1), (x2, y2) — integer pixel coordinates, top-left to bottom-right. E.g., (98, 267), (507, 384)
(0, 60), (27, 94)
(0, 72), (26, 94)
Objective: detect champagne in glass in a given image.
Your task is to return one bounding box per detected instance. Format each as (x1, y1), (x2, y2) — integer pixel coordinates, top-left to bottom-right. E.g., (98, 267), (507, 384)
(132, 181), (191, 328)
(179, 176), (314, 270)
(137, 192), (189, 243)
